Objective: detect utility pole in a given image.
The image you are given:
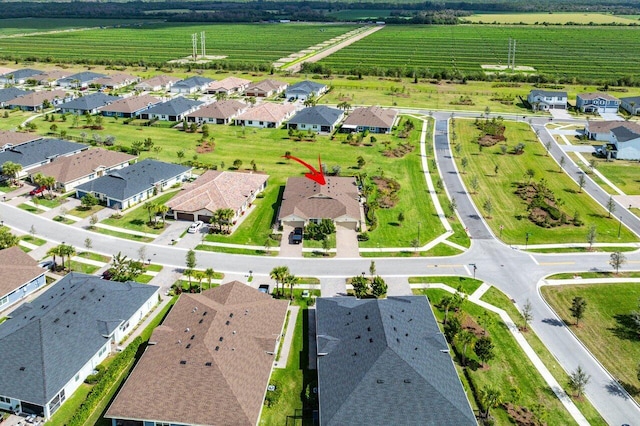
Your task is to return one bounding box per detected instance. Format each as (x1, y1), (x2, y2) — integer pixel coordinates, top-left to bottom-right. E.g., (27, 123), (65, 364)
(507, 38), (512, 69)
(192, 33), (198, 60)
(200, 31), (206, 58)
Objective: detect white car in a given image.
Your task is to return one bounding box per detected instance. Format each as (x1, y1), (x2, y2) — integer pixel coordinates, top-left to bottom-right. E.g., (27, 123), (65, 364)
(187, 221), (204, 233)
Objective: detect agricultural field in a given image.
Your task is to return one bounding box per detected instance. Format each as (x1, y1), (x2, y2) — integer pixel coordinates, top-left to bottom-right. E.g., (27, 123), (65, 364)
(461, 12), (640, 25)
(0, 22), (358, 65)
(0, 18), (156, 37)
(327, 9), (392, 20)
(317, 25), (640, 81)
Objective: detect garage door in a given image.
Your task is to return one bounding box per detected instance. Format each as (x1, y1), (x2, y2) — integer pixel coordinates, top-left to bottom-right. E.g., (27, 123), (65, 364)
(176, 212), (194, 221)
(198, 215), (212, 224)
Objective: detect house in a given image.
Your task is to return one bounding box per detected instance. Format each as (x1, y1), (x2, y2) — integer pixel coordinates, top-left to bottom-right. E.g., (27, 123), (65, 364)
(28, 148), (136, 192)
(105, 281), (288, 426)
(186, 100), (249, 124)
(610, 124), (640, 160)
(235, 102), (296, 128)
(206, 76), (251, 95)
(0, 246), (46, 313)
(0, 69), (42, 85)
(316, 296), (476, 426)
(245, 79), (288, 98)
(170, 76), (214, 94)
(0, 67), (15, 77)
(57, 72), (106, 89)
(139, 97), (203, 122)
(576, 92), (620, 114)
(0, 273), (159, 419)
(167, 170), (268, 223)
(278, 176), (362, 230)
(285, 80), (328, 101)
(620, 96), (640, 115)
(6, 90), (71, 111)
(75, 159), (191, 209)
(584, 120), (636, 141)
(527, 90), (568, 111)
(0, 130), (42, 151)
(0, 139), (88, 178)
(29, 70), (70, 87)
(100, 94), (162, 118)
(0, 88), (31, 108)
(57, 93), (121, 115)
(342, 106), (398, 134)
(134, 75), (180, 92)
(91, 73), (140, 90)
(288, 105), (344, 133)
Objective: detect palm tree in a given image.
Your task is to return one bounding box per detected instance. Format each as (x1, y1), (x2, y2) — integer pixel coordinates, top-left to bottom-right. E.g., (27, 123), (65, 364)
(457, 330), (475, 366)
(184, 268), (193, 292)
(204, 267), (215, 292)
(57, 244), (76, 272)
(154, 203), (169, 225)
(193, 271), (205, 293)
(143, 201), (156, 225)
(270, 266), (289, 298)
(46, 246), (62, 270)
(284, 273), (298, 300)
(2, 161), (22, 185)
(42, 175), (56, 198)
(219, 208), (235, 233)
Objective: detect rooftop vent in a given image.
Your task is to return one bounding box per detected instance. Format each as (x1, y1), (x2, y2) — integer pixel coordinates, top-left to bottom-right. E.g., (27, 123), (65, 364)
(229, 313), (233, 318)
(404, 379), (412, 384)
(190, 334), (195, 340)
(352, 352), (357, 356)
(203, 311), (207, 316)
(180, 360), (187, 365)
(226, 320), (230, 325)
(186, 344), (191, 349)
(219, 337), (224, 342)
(185, 328), (190, 332)
(215, 346), (219, 351)
(355, 335), (361, 339)
(365, 315), (368, 320)
(377, 379), (384, 384)
(369, 338), (373, 343)
(19, 367), (25, 371)
(367, 327), (371, 332)
(199, 319), (203, 324)
(205, 362), (212, 367)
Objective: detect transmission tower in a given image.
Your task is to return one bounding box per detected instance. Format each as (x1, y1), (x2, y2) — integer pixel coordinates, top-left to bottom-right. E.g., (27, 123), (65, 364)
(200, 31), (206, 58)
(192, 33), (198, 60)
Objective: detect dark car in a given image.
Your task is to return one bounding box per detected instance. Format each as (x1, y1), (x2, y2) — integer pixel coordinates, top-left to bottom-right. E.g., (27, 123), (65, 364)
(258, 284), (270, 294)
(292, 227), (303, 244)
(29, 186), (46, 196)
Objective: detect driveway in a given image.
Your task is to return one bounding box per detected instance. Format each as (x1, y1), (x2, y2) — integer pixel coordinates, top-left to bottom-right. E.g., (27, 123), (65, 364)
(598, 112), (623, 121)
(561, 145), (595, 153)
(335, 225), (359, 258)
(549, 109), (573, 120)
(278, 225), (302, 257)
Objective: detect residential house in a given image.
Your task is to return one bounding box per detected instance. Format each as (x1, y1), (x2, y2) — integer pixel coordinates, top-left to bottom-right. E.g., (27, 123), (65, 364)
(186, 99), (249, 124)
(167, 170), (268, 223)
(57, 72), (106, 89)
(100, 94), (162, 118)
(576, 92), (620, 114)
(278, 177), (362, 230)
(170, 76), (214, 94)
(527, 90), (568, 111)
(285, 80), (328, 101)
(0, 130), (42, 151)
(0, 67), (15, 77)
(105, 281), (288, 426)
(206, 76), (251, 95)
(342, 106), (398, 134)
(57, 93), (121, 115)
(584, 120), (635, 141)
(29, 70), (70, 87)
(139, 97), (203, 122)
(92, 73), (140, 90)
(0, 273), (159, 419)
(134, 75), (180, 92)
(0, 246), (46, 313)
(0, 88), (31, 108)
(29, 148), (136, 192)
(0, 139), (88, 178)
(6, 90), (71, 112)
(0, 69), (42, 85)
(245, 79), (288, 98)
(75, 159), (191, 209)
(235, 102), (296, 128)
(620, 96), (640, 115)
(316, 296), (476, 426)
(288, 105), (344, 133)
(610, 123), (640, 160)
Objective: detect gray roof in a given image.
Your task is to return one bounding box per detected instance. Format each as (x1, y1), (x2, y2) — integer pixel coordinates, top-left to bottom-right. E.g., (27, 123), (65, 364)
(0, 68), (42, 81)
(612, 125), (640, 142)
(287, 80), (327, 96)
(58, 71), (105, 85)
(529, 89), (567, 98)
(289, 106), (343, 127)
(173, 76), (214, 90)
(145, 97), (203, 116)
(621, 96), (640, 105)
(316, 297), (476, 426)
(58, 92), (121, 112)
(0, 273), (158, 406)
(0, 138), (88, 169)
(0, 87), (31, 104)
(76, 158), (191, 202)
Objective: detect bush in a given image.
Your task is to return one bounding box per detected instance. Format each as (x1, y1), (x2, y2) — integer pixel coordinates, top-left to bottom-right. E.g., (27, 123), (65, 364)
(357, 232), (370, 241)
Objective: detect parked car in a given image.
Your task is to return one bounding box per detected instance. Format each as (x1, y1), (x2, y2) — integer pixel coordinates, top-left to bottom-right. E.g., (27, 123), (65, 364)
(292, 227), (303, 244)
(258, 284), (270, 294)
(37, 260), (55, 270)
(187, 221), (204, 233)
(29, 186), (46, 196)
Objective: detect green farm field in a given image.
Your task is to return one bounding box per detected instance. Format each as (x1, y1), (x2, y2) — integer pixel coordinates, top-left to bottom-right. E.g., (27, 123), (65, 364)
(0, 18), (156, 37)
(462, 12), (640, 25)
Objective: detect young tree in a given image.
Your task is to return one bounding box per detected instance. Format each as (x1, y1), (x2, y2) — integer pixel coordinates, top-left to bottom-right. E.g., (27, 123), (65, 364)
(356, 156), (366, 169)
(461, 157), (468, 173)
(606, 195), (616, 218)
(570, 296), (587, 326)
(474, 336), (495, 368)
(285, 273), (298, 300)
(483, 198), (493, 219)
(444, 315), (461, 342)
(185, 249), (197, 286)
(568, 366), (590, 398)
(193, 270), (205, 293)
(397, 212), (405, 226)
(351, 275), (369, 299)
(81, 193), (99, 209)
(586, 225), (597, 250)
(369, 261), (376, 278)
(609, 251), (626, 274)
(89, 214), (99, 229)
(204, 268), (216, 291)
(577, 173), (586, 192)
(371, 276), (387, 298)
(264, 237), (274, 254)
(525, 168), (535, 183)
(479, 386), (502, 419)
(84, 237), (92, 250)
(560, 155), (566, 169)
(233, 159), (243, 170)
(470, 176), (479, 194)
(544, 140), (552, 155)
(439, 295), (453, 325)
(457, 330), (475, 366)
(448, 197), (457, 218)
(270, 265), (290, 297)
(522, 299), (533, 331)
(322, 236), (330, 256)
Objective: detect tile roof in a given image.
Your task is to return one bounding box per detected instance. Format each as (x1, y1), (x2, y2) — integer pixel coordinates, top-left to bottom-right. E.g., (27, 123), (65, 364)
(187, 99), (247, 119)
(577, 92), (620, 102)
(99, 94), (161, 114)
(75, 158), (191, 202)
(29, 148), (136, 184)
(529, 89), (567, 98)
(57, 92), (121, 112)
(586, 120), (640, 134)
(92, 73), (139, 87)
(237, 102), (295, 123)
(136, 75), (180, 89)
(0, 246), (44, 298)
(58, 71), (105, 85)
(30, 70), (69, 83)
(207, 76), (251, 92)
(167, 170), (268, 214)
(172, 76), (214, 90)
(286, 80), (327, 95)
(0, 130), (41, 148)
(246, 79), (287, 94)
(289, 106), (343, 127)
(316, 297), (476, 426)
(105, 281), (288, 426)
(0, 67), (15, 75)
(279, 177), (360, 222)
(0, 273), (158, 406)
(0, 87), (32, 104)
(0, 138), (88, 169)
(7, 89), (68, 108)
(343, 106), (398, 129)
(144, 96), (203, 116)
(0, 68), (42, 81)
(612, 125), (640, 142)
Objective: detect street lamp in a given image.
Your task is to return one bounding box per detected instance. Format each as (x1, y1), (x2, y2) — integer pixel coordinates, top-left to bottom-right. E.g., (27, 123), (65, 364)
(618, 216), (622, 239)
(469, 263), (477, 279)
(249, 270), (253, 279)
(525, 233), (531, 249)
(418, 221), (422, 246)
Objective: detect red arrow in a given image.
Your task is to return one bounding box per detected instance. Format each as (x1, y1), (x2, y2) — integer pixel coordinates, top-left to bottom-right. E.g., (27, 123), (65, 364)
(284, 154), (326, 185)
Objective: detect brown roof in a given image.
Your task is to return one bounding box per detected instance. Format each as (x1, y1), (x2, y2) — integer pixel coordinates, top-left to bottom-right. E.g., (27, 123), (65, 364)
(578, 92), (620, 102)
(246, 79), (287, 94)
(93, 73), (139, 87)
(136, 75), (180, 89)
(0, 130), (41, 148)
(207, 76), (251, 92)
(586, 120), (640, 134)
(31, 70), (69, 83)
(0, 67), (15, 76)
(237, 103), (295, 123)
(343, 106), (398, 129)
(105, 281), (289, 426)
(187, 99), (248, 120)
(167, 170), (268, 214)
(29, 148), (136, 184)
(279, 176), (361, 222)
(0, 246), (44, 298)
(100, 94), (161, 114)
(8, 89), (68, 107)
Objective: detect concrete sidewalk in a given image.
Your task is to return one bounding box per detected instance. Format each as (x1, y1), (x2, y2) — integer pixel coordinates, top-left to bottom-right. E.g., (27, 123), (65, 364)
(274, 305), (300, 369)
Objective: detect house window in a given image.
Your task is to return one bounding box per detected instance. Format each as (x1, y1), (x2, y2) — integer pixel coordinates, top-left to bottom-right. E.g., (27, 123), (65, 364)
(248, 120), (253, 125)
(259, 121), (264, 125)
(156, 423), (171, 426)
(0, 296), (7, 306)
(0, 396), (10, 403)
(75, 374), (79, 382)
(48, 389), (66, 415)
(89, 174), (95, 179)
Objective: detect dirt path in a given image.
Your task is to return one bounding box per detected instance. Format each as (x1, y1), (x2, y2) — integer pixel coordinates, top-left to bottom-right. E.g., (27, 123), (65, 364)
(282, 25), (384, 73)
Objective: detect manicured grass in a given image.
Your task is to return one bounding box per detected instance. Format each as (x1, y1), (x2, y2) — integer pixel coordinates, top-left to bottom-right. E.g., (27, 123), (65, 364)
(53, 215), (76, 225)
(77, 251), (111, 263)
(195, 244), (276, 256)
(462, 12), (639, 25)
(0, 110), (33, 130)
(91, 227), (154, 243)
(541, 283), (640, 403)
(134, 274), (154, 284)
(547, 271), (640, 280)
(595, 160), (640, 195)
(146, 264), (163, 272)
(303, 232), (336, 249)
(302, 250), (335, 258)
(453, 119), (637, 244)
(298, 277), (320, 285)
(359, 244), (463, 257)
(20, 235), (46, 246)
(408, 276), (483, 294)
(528, 246), (639, 253)
(101, 191), (179, 235)
(47, 383), (92, 426)
(0, 17), (156, 36)
(34, 197), (62, 209)
(17, 203), (44, 214)
(69, 204), (104, 219)
(70, 261), (100, 274)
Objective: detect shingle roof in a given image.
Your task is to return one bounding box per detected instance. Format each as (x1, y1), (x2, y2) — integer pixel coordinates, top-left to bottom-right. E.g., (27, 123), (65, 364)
(172, 76), (214, 90)
(7, 90), (68, 108)
(144, 97), (203, 116)
(207, 76), (251, 92)
(167, 170), (268, 214)
(29, 148), (136, 185)
(0, 87), (31, 104)
(0, 273), (158, 406)
(577, 92), (620, 102)
(621, 96), (640, 105)
(0, 130), (41, 148)
(343, 106), (398, 129)
(316, 297), (476, 426)
(0, 246), (44, 299)
(136, 75), (180, 89)
(92, 73), (138, 87)
(287, 80), (327, 96)
(289, 106), (343, 127)
(187, 99), (247, 120)
(529, 89), (567, 98)
(105, 281), (288, 426)
(236, 102), (295, 123)
(612, 125), (640, 142)
(30, 70), (69, 84)
(58, 93), (121, 112)
(98, 94), (161, 114)
(0, 68), (42, 81)
(75, 159), (191, 202)
(58, 71), (106, 85)
(246, 79), (287, 94)
(279, 177), (360, 222)
(587, 120), (640, 134)
(0, 138), (88, 169)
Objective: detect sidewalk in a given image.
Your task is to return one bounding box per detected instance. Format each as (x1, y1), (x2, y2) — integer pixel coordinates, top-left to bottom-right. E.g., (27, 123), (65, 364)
(274, 305), (300, 369)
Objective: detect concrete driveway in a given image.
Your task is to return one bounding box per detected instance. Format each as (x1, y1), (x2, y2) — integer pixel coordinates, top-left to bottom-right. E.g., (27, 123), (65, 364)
(335, 225), (359, 258)
(549, 109), (573, 120)
(278, 225), (302, 257)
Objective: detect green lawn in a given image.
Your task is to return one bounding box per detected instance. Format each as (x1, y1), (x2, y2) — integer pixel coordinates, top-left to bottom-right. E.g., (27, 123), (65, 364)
(101, 191), (179, 234)
(146, 264), (163, 272)
(134, 274), (154, 284)
(70, 261), (100, 274)
(69, 204), (104, 219)
(195, 244), (276, 256)
(360, 244), (463, 257)
(595, 160), (640, 195)
(408, 276), (483, 294)
(91, 227), (154, 243)
(453, 119), (638, 244)
(53, 215), (76, 225)
(17, 203), (44, 214)
(20, 235), (46, 246)
(77, 251), (111, 263)
(0, 110), (33, 129)
(528, 246), (638, 253)
(541, 283), (640, 403)
(46, 383), (92, 426)
(35, 197), (62, 209)
(303, 232), (336, 249)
